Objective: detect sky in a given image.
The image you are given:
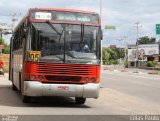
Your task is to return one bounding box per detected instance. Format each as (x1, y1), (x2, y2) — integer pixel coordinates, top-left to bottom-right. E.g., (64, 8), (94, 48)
(0, 0), (160, 47)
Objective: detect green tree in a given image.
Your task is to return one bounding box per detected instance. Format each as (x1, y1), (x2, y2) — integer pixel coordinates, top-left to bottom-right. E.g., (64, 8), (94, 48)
(138, 36), (156, 44)
(123, 61), (128, 70)
(0, 37), (10, 54)
(102, 47), (110, 64)
(109, 48), (117, 61)
(150, 37), (156, 44)
(102, 47), (124, 65)
(0, 37), (5, 44)
(110, 59), (119, 69)
(114, 48), (125, 59)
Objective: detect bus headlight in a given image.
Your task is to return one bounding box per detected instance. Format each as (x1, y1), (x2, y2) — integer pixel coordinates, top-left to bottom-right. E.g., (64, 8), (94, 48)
(91, 77), (96, 83)
(31, 75), (36, 80)
(38, 75), (43, 80)
(84, 77), (89, 83)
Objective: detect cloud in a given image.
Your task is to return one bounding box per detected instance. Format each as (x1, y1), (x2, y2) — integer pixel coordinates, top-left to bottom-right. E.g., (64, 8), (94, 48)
(101, 0), (160, 47)
(0, 0), (160, 46)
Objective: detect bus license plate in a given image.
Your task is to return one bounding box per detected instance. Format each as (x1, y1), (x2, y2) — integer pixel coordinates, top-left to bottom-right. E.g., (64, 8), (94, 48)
(58, 86), (69, 90)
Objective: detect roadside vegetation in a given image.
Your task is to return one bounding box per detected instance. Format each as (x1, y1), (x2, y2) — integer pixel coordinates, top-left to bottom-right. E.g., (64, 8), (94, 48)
(0, 37), (10, 54)
(102, 47), (125, 65)
(102, 36), (160, 66)
(137, 36), (158, 44)
(147, 61), (158, 67)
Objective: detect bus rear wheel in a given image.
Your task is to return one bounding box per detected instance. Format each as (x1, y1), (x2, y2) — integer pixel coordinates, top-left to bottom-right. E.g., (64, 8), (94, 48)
(22, 96), (31, 103)
(75, 97), (86, 104)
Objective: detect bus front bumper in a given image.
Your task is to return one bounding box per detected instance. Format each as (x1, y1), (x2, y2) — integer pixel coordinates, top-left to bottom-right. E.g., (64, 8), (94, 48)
(23, 81), (100, 98)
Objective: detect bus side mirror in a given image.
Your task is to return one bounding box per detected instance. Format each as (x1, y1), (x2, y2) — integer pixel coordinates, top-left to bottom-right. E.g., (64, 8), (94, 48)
(100, 29), (103, 40)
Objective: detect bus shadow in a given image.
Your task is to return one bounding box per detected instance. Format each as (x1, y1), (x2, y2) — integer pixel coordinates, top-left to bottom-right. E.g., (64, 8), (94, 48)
(0, 85), (90, 108)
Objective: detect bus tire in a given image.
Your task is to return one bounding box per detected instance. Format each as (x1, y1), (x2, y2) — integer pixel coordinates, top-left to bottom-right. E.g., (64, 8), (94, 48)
(75, 97), (86, 104)
(22, 96), (31, 103)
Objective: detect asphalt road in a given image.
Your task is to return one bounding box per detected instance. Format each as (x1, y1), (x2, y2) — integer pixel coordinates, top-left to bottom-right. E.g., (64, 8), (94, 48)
(101, 71), (160, 103)
(0, 71), (160, 121)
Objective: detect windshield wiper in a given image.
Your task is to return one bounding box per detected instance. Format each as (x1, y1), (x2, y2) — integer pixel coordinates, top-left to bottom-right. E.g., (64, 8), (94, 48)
(46, 21), (61, 35)
(80, 24), (85, 43)
(59, 26), (65, 43)
(46, 21), (65, 43)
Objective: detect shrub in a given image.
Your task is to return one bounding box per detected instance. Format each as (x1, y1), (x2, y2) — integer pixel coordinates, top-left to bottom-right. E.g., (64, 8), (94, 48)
(152, 61), (158, 67)
(110, 60), (119, 65)
(147, 61), (158, 67)
(124, 61), (128, 68)
(147, 61), (154, 67)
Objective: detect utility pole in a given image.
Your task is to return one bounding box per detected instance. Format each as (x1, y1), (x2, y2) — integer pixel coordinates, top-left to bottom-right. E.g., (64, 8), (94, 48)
(134, 22), (141, 43)
(122, 36), (128, 61)
(134, 22), (142, 68)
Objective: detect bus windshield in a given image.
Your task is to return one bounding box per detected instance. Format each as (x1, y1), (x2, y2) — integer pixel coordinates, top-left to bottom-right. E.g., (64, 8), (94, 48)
(29, 22), (100, 64)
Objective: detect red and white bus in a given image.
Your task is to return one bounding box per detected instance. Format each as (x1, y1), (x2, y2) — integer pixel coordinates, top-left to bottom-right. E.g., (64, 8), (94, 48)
(9, 8), (102, 104)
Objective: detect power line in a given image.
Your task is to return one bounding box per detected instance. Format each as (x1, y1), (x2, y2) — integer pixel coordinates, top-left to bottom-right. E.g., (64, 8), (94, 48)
(10, 13), (21, 31)
(0, 14), (19, 38)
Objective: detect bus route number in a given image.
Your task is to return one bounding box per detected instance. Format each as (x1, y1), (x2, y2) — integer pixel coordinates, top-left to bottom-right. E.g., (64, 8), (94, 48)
(29, 51), (41, 61)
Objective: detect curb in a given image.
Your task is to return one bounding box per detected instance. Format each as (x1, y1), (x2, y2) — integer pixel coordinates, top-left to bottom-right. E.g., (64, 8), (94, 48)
(121, 70), (128, 72)
(102, 69), (160, 75)
(107, 70), (147, 75)
(148, 72), (159, 75)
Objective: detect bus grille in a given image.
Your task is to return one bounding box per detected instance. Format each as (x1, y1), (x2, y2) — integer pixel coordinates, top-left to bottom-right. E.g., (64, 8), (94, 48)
(34, 63), (96, 76)
(45, 76), (82, 82)
(27, 63), (99, 83)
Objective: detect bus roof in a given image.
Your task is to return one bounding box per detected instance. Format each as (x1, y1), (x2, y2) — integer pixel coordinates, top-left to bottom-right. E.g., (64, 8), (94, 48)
(29, 8), (99, 15)
(13, 8), (100, 33)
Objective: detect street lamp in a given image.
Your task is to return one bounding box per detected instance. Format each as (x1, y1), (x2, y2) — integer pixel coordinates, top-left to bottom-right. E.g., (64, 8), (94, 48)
(99, 0), (103, 66)
(100, 0), (102, 17)
(117, 36), (128, 61)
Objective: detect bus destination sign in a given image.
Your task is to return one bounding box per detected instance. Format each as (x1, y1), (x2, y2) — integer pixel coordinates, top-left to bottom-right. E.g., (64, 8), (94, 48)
(56, 13), (91, 22)
(32, 10), (98, 24)
(35, 12), (52, 20)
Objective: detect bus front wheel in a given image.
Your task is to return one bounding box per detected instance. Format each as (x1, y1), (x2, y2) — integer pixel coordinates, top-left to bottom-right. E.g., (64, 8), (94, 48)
(75, 97), (86, 104)
(12, 83), (18, 91)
